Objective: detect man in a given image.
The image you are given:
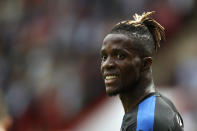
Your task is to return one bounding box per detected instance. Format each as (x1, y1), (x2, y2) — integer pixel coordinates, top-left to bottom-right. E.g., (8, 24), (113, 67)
(100, 11), (184, 131)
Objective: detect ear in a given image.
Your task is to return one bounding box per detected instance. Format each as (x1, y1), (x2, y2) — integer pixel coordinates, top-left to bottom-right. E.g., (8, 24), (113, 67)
(142, 57), (152, 70)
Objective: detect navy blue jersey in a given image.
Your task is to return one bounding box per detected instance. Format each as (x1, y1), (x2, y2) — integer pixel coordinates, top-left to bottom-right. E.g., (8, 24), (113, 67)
(121, 92), (184, 131)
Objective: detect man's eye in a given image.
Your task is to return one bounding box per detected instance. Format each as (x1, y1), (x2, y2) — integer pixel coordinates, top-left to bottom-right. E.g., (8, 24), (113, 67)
(117, 53), (125, 60)
(101, 55), (107, 61)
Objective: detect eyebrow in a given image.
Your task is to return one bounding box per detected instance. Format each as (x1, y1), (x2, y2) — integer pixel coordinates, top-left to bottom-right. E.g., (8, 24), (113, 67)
(100, 49), (104, 55)
(112, 48), (125, 52)
(112, 48), (132, 55)
(100, 48), (131, 55)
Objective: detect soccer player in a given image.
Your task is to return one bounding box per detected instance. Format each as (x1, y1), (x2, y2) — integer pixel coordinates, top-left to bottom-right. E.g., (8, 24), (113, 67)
(100, 11), (184, 131)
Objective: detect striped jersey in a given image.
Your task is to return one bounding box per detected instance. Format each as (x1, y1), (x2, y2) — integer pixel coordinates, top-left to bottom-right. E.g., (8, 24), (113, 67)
(121, 92), (184, 131)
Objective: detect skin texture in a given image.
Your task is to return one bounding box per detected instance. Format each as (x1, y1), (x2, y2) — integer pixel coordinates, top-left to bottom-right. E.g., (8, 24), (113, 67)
(100, 33), (155, 113)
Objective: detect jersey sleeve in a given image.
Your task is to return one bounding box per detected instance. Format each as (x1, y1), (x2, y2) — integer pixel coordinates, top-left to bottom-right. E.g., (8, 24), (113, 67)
(153, 112), (184, 131)
(153, 95), (184, 131)
(172, 113), (184, 131)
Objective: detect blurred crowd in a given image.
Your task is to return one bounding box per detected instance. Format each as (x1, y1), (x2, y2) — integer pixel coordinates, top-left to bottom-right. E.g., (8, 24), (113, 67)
(0, 0), (196, 130)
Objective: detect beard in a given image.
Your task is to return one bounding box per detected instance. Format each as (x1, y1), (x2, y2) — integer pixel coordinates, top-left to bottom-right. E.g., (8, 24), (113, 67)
(106, 79), (139, 96)
(106, 86), (123, 96)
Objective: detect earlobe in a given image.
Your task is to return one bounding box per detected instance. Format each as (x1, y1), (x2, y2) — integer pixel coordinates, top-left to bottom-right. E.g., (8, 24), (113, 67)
(143, 57), (152, 70)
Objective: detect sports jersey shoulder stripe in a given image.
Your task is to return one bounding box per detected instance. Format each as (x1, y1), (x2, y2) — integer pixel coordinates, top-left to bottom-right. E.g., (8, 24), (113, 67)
(136, 95), (156, 131)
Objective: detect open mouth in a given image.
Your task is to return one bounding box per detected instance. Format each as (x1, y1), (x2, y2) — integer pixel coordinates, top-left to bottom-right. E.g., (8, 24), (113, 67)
(105, 75), (118, 80)
(104, 74), (119, 85)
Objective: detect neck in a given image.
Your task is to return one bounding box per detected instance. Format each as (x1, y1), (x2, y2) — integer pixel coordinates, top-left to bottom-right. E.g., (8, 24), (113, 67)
(119, 70), (155, 113)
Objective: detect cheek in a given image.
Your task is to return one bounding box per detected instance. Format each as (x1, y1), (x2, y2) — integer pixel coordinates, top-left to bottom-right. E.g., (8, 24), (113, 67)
(120, 60), (141, 85)
(124, 66), (139, 81)
(100, 62), (105, 74)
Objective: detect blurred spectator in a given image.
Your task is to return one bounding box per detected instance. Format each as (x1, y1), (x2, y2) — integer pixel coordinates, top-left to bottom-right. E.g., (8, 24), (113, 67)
(0, 0), (196, 130)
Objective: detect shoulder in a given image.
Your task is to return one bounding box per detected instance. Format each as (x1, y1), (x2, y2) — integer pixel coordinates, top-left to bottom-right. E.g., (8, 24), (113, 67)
(153, 94), (184, 130)
(122, 93), (184, 131)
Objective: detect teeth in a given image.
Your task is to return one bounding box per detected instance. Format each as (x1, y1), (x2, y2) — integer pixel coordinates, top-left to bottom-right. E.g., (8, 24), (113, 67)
(105, 75), (117, 80)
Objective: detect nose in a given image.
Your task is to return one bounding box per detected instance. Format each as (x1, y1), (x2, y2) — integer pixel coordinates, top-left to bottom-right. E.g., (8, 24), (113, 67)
(101, 57), (116, 72)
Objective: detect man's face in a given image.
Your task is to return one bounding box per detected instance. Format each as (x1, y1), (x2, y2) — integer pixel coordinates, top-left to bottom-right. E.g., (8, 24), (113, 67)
(100, 34), (142, 96)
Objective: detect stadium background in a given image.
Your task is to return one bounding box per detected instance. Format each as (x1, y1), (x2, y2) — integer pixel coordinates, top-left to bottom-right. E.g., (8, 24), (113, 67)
(0, 0), (197, 130)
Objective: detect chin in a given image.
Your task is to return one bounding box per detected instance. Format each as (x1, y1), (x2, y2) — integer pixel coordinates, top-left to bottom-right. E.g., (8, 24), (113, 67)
(106, 86), (122, 96)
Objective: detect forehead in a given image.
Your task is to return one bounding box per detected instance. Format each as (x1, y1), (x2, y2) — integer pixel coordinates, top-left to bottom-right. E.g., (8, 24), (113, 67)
(102, 34), (135, 51)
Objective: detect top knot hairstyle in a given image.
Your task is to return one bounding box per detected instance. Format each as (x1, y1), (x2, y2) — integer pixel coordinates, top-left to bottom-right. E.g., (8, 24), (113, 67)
(110, 11), (165, 57)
